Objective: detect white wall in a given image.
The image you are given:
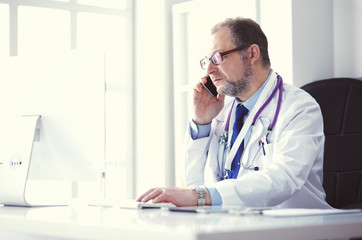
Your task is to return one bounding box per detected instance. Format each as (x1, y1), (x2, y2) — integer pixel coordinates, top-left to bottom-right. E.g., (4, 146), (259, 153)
(261, 0), (362, 87)
(261, 0), (334, 87)
(292, 0), (334, 87)
(259, 0), (293, 85)
(333, 0), (362, 78)
(291, 0), (362, 85)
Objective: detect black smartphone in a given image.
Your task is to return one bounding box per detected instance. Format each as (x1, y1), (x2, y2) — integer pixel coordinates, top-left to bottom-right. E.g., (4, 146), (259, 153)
(202, 76), (218, 97)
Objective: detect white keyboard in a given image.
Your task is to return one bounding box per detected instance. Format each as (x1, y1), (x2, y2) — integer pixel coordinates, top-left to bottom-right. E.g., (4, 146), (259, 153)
(89, 199), (176, 209)
(137, 202), (176, 209)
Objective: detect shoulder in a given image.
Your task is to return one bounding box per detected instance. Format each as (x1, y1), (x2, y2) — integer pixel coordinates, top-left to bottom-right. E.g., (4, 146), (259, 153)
(283, 82), (320, 108)
(280, 82), (323, 126)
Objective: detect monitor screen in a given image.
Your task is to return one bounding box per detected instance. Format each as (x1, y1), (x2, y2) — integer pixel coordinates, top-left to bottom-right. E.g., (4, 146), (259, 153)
(0, 50), (105, 184)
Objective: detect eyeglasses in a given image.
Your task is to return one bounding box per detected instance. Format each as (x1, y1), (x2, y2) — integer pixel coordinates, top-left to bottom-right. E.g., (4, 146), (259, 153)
(200, 45), (250, 70)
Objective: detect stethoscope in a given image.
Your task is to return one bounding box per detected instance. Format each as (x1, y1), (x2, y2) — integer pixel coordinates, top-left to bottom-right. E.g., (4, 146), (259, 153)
(220, 74), (283, 178)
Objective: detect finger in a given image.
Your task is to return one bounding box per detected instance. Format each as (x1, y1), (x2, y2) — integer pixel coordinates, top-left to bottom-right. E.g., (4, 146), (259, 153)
(140, 188), (164, 203)
(194, 81), (205, 93)
(152, 190), (168, 203)
(217, 94), (225, 101)
(196, 75), (210, 92)
(201, 75), (208, 84)
(136, 188), (155, 202)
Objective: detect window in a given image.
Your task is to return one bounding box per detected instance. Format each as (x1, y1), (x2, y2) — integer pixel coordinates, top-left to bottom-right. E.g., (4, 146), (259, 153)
(0, 4), (9, 57)
(1, 0), (134, 200)
(18, 6), (70, 55)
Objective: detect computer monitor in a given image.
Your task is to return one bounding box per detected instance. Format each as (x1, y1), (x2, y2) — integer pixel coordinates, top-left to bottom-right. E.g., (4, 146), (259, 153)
(0, 50), (105, 206)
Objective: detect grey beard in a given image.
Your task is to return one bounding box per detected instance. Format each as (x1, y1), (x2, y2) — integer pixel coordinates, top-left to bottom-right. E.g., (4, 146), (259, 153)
(219, 66), (252, 97)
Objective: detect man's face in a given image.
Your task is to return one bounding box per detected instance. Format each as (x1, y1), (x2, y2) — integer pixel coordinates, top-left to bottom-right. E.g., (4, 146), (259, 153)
(206, 27), (252, 99)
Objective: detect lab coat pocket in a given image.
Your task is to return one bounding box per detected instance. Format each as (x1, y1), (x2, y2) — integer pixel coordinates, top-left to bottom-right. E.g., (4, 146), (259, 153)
(246, 142), (274, 171)
(240, 117), (270, 171)
(260, 142), (274, 168)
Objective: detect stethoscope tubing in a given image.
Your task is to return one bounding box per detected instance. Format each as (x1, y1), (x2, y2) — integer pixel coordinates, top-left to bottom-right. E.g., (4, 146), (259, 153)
(252, 74), (283, 131)
(221, 74), (283, 175)
(224, 74), (283, 137)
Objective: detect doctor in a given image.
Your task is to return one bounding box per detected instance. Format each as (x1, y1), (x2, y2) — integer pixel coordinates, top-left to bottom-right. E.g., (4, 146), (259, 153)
(137, 17), (330, 208)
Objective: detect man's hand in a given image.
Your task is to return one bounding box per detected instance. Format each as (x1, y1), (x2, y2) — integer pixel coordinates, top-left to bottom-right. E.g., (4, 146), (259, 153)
(136, 186), (211, 207)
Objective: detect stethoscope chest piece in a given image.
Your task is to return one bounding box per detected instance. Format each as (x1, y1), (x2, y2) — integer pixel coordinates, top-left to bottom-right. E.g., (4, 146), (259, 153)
(219, 131), (228, 145)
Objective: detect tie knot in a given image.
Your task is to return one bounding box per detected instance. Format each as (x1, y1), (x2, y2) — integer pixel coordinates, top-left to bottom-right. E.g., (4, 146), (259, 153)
(235, 104), (248, 122)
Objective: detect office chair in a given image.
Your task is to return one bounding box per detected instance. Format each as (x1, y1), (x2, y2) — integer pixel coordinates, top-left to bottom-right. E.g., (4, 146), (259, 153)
(301, 78), (362, 209)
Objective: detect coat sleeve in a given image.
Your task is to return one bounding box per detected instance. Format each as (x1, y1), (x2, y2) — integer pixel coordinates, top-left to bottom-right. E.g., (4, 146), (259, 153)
(183, 131), (211, 187)
(182, 98), (232, 187)
(211, 87), (325, 207)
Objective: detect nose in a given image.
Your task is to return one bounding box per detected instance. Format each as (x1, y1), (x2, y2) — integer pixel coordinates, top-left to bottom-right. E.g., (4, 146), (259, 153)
(206, 60), (218, 76)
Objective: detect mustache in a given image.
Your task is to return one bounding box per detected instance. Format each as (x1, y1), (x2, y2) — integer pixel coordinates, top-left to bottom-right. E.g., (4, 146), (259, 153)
(210, 74), (224, 81)
(210, 74), (235, 85)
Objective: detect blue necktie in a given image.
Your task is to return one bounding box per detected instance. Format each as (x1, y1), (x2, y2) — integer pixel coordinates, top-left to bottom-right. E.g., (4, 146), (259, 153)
(230, 104), (248, 179)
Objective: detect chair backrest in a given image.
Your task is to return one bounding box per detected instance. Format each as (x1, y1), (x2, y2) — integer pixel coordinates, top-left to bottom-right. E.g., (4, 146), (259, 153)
(301, 78), (362, 209)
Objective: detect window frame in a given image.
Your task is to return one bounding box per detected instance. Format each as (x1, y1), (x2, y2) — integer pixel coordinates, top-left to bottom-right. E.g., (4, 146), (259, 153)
(0, 0), (136, 199)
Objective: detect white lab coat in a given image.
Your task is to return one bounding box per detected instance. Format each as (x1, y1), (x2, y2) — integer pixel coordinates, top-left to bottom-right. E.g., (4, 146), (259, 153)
(184, 71), (331, 208)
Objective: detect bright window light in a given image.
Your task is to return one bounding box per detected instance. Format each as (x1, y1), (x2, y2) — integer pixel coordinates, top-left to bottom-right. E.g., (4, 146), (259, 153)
(78, 12), (130, 200)
(0, 4), (9, 57)
(2, 0), (134, 200)
(77, 0), (127, 9)
(77, 12), (128, 86)
(18, 6), (70, 56)
(77, 12), (125, 51)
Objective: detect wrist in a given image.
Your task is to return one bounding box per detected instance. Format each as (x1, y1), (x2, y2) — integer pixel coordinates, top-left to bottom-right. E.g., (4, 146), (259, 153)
(192, 118), (211, 126)
(192, 185), (207, 206)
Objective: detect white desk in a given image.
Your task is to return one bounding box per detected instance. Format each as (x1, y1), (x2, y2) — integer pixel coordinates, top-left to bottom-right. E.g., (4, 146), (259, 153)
(0, 204), (361, 240)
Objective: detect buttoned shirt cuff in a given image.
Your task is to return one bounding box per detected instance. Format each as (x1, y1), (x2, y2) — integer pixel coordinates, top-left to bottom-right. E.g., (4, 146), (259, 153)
(207, 187), (223, 205)
(189, 120), (211, 140)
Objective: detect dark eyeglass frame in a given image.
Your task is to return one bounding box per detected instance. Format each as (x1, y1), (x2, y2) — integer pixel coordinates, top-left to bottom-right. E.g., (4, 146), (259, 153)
(200, 45), (250, 70)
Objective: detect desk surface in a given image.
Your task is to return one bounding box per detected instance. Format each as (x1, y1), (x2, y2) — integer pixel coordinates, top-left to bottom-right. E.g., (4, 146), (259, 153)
(0, 204), (361, 240)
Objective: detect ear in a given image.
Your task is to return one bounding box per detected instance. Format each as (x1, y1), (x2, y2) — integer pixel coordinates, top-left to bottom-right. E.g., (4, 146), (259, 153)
(249, 44), (260, 65)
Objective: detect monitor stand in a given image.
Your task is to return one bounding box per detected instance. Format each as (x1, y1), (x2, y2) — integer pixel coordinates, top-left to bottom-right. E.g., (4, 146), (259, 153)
(0, 115), (69, 207)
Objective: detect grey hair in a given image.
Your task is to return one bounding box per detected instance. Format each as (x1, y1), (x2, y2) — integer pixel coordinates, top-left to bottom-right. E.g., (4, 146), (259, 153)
(211, 17), (271, 67)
